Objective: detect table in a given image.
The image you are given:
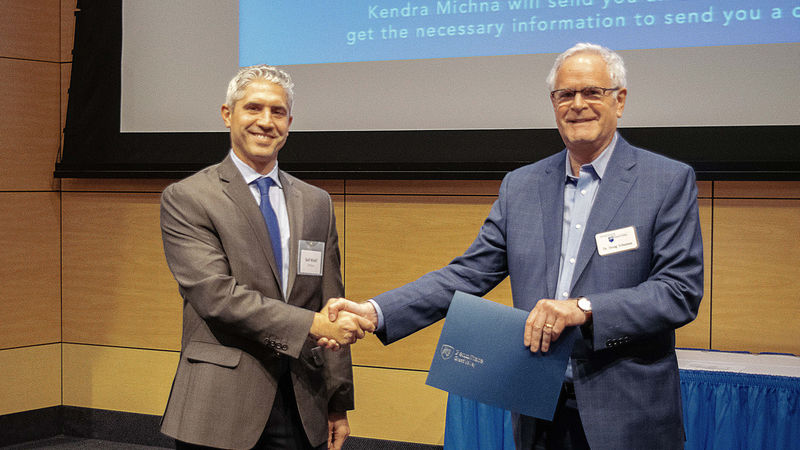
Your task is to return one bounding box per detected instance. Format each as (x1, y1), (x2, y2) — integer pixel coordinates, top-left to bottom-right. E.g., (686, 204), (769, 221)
(443, 349), (800, 449)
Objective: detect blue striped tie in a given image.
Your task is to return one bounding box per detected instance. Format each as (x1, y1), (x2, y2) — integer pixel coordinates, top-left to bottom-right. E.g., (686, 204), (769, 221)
(253, 177), (282, 284)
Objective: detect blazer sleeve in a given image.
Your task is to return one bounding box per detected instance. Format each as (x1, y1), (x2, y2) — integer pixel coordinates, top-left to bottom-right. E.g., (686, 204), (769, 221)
(160, 180), (315, 359)
(587, 164), (704, 351)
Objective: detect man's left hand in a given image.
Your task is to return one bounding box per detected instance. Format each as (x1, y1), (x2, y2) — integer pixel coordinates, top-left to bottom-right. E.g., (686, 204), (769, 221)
(328, 411), (350, 450)
(524, 299), (589, 353)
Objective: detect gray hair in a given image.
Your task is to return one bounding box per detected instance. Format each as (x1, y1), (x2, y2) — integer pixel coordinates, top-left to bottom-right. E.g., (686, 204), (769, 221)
(225, 65), (295, 112)
(546, 43), (627, 92)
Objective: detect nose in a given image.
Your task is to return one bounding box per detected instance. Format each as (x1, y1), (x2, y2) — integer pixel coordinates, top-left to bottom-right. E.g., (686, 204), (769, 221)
(255, 110), (274, 129)
(570, 92), (588, 110)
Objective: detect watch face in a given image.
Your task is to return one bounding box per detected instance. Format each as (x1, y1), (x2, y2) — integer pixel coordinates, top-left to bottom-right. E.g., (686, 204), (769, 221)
(578, 297), (591, 312)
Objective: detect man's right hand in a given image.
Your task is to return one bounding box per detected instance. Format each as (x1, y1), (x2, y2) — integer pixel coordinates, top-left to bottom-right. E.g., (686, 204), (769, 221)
(316, 298), (379, 350)
(309, 299), (376, 346)
(327, 298), (378, 327)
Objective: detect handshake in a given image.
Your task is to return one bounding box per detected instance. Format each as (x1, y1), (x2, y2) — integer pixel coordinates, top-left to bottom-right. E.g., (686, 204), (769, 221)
(309, 298), (378, 350)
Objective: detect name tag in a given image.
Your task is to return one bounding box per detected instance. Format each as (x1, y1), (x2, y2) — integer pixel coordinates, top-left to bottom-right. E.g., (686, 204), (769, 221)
(298, 240), (324, 276)
(595, 226), (639, 256)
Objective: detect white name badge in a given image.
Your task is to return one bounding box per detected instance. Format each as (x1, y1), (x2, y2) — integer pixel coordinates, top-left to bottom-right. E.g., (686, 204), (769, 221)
(298, 240), (324, 276)
(595, 226), (639, 256)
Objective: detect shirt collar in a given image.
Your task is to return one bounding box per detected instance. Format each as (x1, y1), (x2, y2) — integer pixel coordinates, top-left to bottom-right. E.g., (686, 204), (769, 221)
(229, 149), (282, 187)
(564, 132), (618, 181)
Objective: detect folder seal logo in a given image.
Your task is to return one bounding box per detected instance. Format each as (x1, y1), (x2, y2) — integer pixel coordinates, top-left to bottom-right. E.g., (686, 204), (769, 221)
(440, 344), (485, 368)
(441, 345), (454, 360)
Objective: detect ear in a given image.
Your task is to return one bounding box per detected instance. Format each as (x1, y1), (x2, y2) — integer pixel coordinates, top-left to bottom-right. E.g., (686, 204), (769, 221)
(615, 88), (627, 118)
(221, 104), (232, 128)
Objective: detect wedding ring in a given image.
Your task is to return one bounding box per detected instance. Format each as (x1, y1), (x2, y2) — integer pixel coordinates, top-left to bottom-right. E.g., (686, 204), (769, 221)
(544, 323), (554, 329)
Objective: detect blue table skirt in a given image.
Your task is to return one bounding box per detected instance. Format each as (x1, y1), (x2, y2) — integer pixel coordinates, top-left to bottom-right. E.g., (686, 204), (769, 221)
(444, 370), (800, 449)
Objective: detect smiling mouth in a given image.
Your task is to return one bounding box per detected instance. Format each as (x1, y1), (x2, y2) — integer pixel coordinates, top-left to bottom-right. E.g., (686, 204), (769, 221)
(251, 132), (277, 141)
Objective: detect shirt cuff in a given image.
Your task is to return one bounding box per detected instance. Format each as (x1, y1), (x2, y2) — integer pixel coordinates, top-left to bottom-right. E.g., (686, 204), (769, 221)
(367, 299), (385, 332)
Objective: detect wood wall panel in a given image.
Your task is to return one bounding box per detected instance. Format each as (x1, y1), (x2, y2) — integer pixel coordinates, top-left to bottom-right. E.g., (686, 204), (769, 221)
(347, 179), (501, 196)
(0, 0), (60, 61)
(345, 195), (512, 370)
(675, 198), (711, 349)
(307, 179), (345, 195)
(0, 193), (61, 349)
(349, 366), (446, 445)
(61, 178), (175, 193)
(712, 198), (800, 354)
(715, 181), (800, 199)
(60, 0), (77, 62)
(60, 62), (71, 151)
(62, 193), (181, 350)
(0, 344), (61, 415)
(0, 59), (60, 191)
(696, 181), (711, 198)
(333, 195), (345, 284)
(62, 344), (178, 415)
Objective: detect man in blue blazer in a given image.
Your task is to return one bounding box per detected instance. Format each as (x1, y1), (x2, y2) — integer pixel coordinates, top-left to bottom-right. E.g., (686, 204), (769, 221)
(327, 43), (703, 449)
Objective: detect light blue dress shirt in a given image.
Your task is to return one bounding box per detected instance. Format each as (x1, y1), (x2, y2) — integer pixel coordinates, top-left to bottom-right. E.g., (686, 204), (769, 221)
(556, 134), (617, 301)
(559, 133), (617, 380)
(230, 150), (290, 296)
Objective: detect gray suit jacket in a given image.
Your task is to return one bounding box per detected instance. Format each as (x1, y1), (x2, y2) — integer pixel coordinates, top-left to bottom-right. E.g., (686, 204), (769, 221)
(373, 137), (703, 450)
(159, 155), (352, 449)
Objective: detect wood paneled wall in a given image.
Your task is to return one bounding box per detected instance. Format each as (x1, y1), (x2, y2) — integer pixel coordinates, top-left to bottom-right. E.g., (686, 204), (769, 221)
(1, 2), (799, 446)
(711, 183), (800, 354)
(0, 0), (71, 415)
(52, 178), (799, 445)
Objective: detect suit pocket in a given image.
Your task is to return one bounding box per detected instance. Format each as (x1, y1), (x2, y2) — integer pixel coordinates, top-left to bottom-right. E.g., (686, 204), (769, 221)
(299, 342), (325, 369)
(184, 341), (242, 368)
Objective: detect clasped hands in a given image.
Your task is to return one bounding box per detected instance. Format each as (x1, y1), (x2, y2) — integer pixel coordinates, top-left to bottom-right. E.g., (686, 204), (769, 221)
(310, 298), (378, 349)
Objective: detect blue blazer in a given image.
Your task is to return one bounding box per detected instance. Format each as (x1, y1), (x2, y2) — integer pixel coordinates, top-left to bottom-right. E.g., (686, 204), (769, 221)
(373, 137), (704, 450)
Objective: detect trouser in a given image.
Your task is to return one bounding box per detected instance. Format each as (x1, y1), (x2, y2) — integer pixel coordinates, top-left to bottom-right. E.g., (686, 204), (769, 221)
(530, 382), (590, 450)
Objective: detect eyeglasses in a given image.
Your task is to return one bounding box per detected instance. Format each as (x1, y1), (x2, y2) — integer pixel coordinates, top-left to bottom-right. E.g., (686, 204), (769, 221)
(550, 86), (620, 105)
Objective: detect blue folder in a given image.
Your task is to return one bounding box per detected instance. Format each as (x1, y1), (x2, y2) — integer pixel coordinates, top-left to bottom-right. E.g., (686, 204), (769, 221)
(426, 291), (577, 420)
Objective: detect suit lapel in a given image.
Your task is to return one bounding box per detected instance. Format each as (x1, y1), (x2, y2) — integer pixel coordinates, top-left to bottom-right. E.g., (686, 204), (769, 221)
(280, 171), (303, 302)
(540, 151), (568, 298)
(570, 139), (638, 292)
(218, 157), (283, 292)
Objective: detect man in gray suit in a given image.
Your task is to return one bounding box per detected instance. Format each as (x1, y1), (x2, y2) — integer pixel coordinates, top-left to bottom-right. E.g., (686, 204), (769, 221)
(160, 65), (374, 450)
(326, 43), (704, 449)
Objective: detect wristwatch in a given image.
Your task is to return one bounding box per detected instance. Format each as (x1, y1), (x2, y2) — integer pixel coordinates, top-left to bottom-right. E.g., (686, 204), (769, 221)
(577, 297), (592, 316)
